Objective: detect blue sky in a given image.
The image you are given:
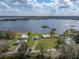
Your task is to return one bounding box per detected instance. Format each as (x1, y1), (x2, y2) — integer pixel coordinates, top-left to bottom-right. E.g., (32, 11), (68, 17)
(0, 0), (79, 16)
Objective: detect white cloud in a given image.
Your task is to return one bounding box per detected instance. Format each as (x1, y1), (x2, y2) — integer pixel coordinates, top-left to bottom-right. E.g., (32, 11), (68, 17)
(0, 0), (78, 16)
(0, 2), (9, 11)
(12, 1), (23, 5)
(27, 0), (43, 8)
(14, 0), (79, 16)
(64, 0), (75, 8)
(0, 2), (10, 8)
(26, 0), (75, 9)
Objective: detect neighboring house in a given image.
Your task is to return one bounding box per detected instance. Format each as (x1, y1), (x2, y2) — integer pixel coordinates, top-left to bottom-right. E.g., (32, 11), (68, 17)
(42, 34), (50, 39)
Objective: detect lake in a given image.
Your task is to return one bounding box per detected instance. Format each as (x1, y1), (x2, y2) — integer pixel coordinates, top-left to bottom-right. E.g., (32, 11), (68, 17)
(0, 19), (79, 34)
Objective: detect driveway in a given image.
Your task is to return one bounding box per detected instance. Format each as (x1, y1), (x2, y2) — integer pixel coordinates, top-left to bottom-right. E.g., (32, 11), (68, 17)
(31, 40), (38, 50)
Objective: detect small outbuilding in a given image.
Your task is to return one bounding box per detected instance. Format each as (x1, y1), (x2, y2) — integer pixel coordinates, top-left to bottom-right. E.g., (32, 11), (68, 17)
(33, 36), (39, 40)
(42, 34), (50, 39)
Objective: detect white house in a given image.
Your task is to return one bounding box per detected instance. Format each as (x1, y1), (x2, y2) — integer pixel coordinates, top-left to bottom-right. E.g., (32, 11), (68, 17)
(20, 34), (28, 40)
(42, 34), (50, 39)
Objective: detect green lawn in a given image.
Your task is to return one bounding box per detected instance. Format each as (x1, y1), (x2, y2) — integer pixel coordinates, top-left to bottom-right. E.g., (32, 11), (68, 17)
(36, 37), (57, 50)
(26, 33), (35, 48)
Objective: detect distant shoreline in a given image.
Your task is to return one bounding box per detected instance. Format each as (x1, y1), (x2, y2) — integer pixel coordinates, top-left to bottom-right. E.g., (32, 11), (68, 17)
(0, 16), (79, 21)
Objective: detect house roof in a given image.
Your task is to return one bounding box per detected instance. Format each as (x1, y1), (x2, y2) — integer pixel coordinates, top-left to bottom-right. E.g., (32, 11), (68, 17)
(20, 34), (28, 39)
(42, 34), (50, 38)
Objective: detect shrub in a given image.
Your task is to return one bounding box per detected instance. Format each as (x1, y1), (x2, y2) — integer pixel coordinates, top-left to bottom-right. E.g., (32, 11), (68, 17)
(0, 31), (6, 39)
(5, 31), (16, 40)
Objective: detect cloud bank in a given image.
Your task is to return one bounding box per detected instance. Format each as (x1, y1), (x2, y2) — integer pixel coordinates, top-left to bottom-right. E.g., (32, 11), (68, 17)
(0, 0), (79, 16)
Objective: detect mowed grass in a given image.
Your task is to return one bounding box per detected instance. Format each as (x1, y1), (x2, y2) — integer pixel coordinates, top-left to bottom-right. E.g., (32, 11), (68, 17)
(36, 35), (57, 50)
(26, 33), (35, 48)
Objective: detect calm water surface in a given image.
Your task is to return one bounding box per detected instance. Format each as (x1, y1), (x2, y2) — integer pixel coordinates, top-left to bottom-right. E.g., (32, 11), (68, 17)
(0, 19), (79, 34)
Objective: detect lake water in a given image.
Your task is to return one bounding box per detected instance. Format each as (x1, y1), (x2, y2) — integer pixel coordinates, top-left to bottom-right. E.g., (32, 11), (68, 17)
(0, 19), (79, 34)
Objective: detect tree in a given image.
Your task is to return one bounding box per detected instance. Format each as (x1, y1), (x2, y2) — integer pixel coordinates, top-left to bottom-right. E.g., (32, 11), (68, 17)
(42, 25), (50, 29)
(17, 42), (28, 59)
(0, 42), (10, 58)
(28, 32), (32, 36)
(58, 45), (78, 59)
(0, 31), (6, 39)
(72, 34), (79, 43)
(50, 28), (56, 39)
(5, 31), (16, 40)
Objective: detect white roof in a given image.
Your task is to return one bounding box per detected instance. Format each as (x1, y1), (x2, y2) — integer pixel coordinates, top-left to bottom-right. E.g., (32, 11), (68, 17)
(21, 34), (28, 39)
(42, 34), (50, 38)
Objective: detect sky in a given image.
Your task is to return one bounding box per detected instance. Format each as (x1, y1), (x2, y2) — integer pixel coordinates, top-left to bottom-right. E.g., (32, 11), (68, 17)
(0, 0), (79, 16)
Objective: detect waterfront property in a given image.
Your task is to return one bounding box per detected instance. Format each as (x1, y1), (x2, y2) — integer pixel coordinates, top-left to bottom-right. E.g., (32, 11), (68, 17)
(41, 34), (50, 39)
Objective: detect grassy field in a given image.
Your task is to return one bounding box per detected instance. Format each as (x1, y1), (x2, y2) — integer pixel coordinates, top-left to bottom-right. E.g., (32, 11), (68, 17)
(36, 36), (57, 50)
